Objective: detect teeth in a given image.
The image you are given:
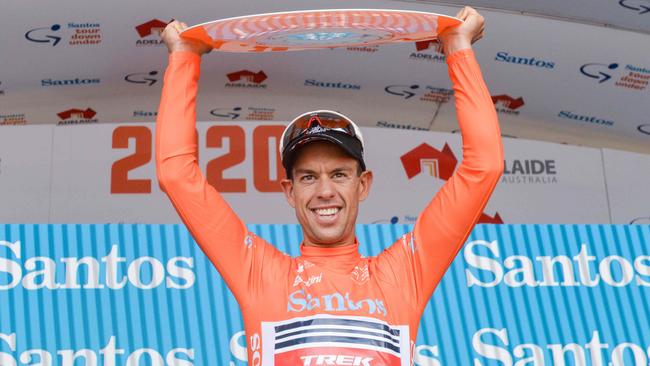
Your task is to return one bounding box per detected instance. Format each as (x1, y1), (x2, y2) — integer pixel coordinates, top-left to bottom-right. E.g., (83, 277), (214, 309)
(315, 208), (338, 216)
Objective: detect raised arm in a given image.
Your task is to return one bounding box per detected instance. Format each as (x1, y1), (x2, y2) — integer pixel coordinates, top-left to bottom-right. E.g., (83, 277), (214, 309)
(376, 8), (504, 309)
(155, 21), (287, 304)
(415, 7), (503, 305)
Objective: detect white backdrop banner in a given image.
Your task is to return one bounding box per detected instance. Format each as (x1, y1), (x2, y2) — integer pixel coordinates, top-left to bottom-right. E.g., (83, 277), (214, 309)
(602, 148), (650, 224)
(0, 122), (626, 224)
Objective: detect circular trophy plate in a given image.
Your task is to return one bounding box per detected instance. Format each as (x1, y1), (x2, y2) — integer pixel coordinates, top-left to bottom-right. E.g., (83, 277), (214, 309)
(180, 9), (461, 52)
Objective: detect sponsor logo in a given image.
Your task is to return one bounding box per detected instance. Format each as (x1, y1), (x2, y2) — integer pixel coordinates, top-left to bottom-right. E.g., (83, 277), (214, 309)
(637, 123), (650, 135)
(618, 0), (650, 14)
(25, 23), (102, 46)
(464, 239), (650, 287)
(492, 94), (525, 115)
(376, 120), (428, 131)
(0, 113), (27, 125)
(558, 110), (614, 127)
(293, 273), (323, 287)
(409, 40), (445, 63)
(210, 106), (276, 120)
(350, 264), (369, 285)
(495, 51), (555, 69)
(580, 62), (649, 90)
(502, 159), (558, 184)
(479, 212), (504, 224)
(300, 355), (373, 366)
(385, 84), (453, 103)
(41, 77), (100, 87)
(124, 71), (159, 86)
(304, 79), (361, 90)
(287, 289), (388, 316)
(346, 45), (379, 53)
(372, 215), (417, 224)
(400, 143), (458, 180)
(135, 19), (168, 46)
(133, 110), (158, 118)
(0, 240), (195, 290)
(57, 107), (98, 125)
(0, 334), (194, 366)
(225, 70), (268, 88)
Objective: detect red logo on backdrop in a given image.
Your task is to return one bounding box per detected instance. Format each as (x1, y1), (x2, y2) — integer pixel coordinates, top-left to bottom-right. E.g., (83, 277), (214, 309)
(135, 19), (168, 38)
(58, 108), (96, 120)
(227, 70), (268, 83)
(491, 94), (525, 115)
(400, 143), (457, 180)
(401, 143), (504, 223)
(479, 212), (504, 224)
(415, 39), (439, 51)
(492, 95), (525, 110)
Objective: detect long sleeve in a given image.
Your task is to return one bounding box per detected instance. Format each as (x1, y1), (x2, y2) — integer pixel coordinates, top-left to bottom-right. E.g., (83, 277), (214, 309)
(155, 51), (289, 305)
(375, 48), (504, 311)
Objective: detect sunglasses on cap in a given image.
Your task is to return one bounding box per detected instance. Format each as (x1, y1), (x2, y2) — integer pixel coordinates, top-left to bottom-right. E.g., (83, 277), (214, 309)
(279, 110), (365, 157)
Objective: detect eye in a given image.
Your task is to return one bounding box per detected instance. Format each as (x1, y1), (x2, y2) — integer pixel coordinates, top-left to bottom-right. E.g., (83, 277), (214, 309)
(332, 171), (348, 179)
(300, 174), (315, 182)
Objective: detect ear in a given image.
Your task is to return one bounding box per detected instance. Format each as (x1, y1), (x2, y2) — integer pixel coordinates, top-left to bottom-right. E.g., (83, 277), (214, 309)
(280, 178), (296, 208)
(357, 170), (373, 202)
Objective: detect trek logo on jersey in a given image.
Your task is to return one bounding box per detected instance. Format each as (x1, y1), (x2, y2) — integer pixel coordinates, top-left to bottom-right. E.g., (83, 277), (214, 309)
(400, 143), (458, 180)
(495, 51), (555, 69)
(384, 84), (453, 103)
(57, 108), (98, 125)
(300, 355), (373, 366)
(135, 19), (168, 46)
(491, 95), (525, 115)
(408, 40), (445, 63)
(25, 23), (102, 46)
(225, 70), (268, 88)
(580, 62), (649, 90)
(287, 289), (388, 316)
(618, 0), (650, 14)
(125, 71), (159, 86)
(0, 113), (27, 125)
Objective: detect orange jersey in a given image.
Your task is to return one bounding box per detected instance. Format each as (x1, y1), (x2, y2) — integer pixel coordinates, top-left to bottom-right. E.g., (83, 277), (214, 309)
(156, 49), (503, 366)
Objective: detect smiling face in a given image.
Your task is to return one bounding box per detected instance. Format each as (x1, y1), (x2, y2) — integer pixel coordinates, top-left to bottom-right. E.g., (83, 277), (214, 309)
(281, 141), (373, 248)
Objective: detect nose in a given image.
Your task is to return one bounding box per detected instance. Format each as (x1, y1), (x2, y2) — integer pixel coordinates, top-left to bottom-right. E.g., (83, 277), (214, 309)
(315, 176), (336, 200)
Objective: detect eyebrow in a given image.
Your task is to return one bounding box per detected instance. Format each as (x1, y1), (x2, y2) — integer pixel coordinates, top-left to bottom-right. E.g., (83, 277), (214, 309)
(294, 167), (353, 176)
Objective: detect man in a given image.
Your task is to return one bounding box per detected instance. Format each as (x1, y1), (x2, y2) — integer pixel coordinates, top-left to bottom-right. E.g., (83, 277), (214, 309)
(156, 6), (502, 365)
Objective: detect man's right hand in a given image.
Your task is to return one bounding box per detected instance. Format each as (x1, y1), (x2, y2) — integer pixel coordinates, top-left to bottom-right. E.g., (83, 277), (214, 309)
(161, 20), (212, 55)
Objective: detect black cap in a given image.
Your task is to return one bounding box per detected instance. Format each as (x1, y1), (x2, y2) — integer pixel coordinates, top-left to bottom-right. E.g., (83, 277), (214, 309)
(282, 127), (366, 177)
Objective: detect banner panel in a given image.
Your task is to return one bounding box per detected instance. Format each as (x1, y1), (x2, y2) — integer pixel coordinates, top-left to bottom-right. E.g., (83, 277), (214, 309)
(1, 224), (649, 366)
(603, 148), (650, 224)
(44, 122), (611, 224)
